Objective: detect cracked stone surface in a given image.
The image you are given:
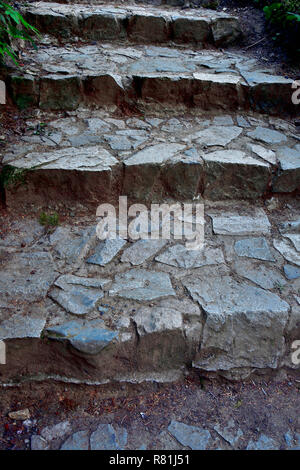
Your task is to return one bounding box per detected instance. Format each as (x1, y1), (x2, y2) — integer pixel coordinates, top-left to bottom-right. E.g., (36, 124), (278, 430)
(109, 269), (175, 301)
(3, 110), (299, 209)
(155, 244), (225, 268)
(209, 209), (271, 235)
(86, 238), (126, 266)
(234, 237), (275, 261)
(121, 239), (167, 265)
(168, 420), (211, 450)
(90, 424), (127, 450)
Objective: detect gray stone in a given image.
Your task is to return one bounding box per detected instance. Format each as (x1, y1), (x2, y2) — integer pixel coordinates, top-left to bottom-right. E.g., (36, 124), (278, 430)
(273, 147), (300, 192)
(31, 435), (49, 451)
(203, 150), (270, 199)
(193, 126), (242, 147)
(0, 251), (57, 304)
(237, 116), (250, 127)
(247, 434), (278, 450)
(247, 143), (276, 165)
(172, 16), (211, 43)
(41, 421), (71, 442)
(86, 238), (126, 266)
(90, 424), (127, 450)
(155, 244), (225, 269)
(248, 126), (287, 144)
(0, 316), (46, 340)
(283, 234), (300, 251)
(68, 133), (104, 147)
(234, 237), (275, 261)
(121, 239), (167, 265)
(61, 430), (90, 450)
(214, 419), (243, 447)
(49, 275), (110, 315)
(168, 420), (211, 450)
(274, 239), (300, 266)
(85, 118), (111, 133)
(51, 225), (96, 265)
(109, 269), (175, 301)
(283, 264), (300, 280)
(212, 115), (234, 126)
(211, 16), (242, 46)
(209, 210), (271, 236)
(183, 268), (289, 371)
(279, 218), (300, 233)
(46, 319), (118, 354)
(125, 143), (185, 166)
(133, 306), (182, 335)
(103, 134), (133, 150)
(234, 260), (286, 289)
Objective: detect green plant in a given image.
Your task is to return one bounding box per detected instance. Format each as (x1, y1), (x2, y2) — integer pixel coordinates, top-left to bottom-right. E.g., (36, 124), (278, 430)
(0, 1), (39, 65)
(39, 211), (59, 228)
(0, 164), (28, 188)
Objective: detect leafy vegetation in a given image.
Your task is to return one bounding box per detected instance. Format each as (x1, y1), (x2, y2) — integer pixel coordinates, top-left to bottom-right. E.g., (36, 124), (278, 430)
(39, 211), (59, 228)
(253, 0), (300, 55)
(0, 164), (29, 188)
(0, 1), (39, 65)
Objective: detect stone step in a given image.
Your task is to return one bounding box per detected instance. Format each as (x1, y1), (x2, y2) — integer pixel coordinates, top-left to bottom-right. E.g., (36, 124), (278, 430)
(24, 2), (242, 46)
(0, 202), (299, 385)
(6, 42), (296, 116)
(3, 110), (299, 210)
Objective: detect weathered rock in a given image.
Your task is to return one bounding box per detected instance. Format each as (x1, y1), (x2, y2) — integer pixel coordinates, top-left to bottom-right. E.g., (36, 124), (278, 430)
(183, 267), (289, 372)
(121, 239), (167, 265)
(156, 244), (225, 268)
(90, 424), (127, 450)
(247, 434), (278, 450)
(0, 316), (46, 340)
(128, 14), (168, 43)
(31, 435), (49, 451)
(279, 218), (300, 233)
(46, 319), (118, 355)
(273, 146), (300, 193)
(211, 16), (242, 46)
(234, 237), (275, 261)
(247, 143), (276, 165)
(247, 126), (287, 144)
(234, 260), (286, 289)
(172, 16), (211, 43)
(39, 75), (81, 110)
(49, 275), (110, 315)
(283, 234), (300, 251)
(0, 251), (57, 305)
(168, 421), (211, 450)
(193, 125), (242, 147)
(209, 210), (271, 235)
(8, 409), (30, 421)
(86, 238), (126, 266)
(203, 150), (270, 199)
(273, 238), (300, 266)
(214, 419), (243, 447)
(61, 430), (90, 450)
(133, 306), (182, 335)
(283, 264), (300, 280)
(109, 269), (175, 301)
(41, 421), (72, 442)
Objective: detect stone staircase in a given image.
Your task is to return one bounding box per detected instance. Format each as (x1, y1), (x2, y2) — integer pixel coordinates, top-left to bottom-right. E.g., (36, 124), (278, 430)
(0, 1), (299, 387)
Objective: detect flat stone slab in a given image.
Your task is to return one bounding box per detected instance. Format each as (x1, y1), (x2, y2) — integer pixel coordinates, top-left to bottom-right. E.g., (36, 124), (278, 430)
(233, 260), (286, 289)
(234, 237), (275, 261)
(0, 315), (46, 340)
(133, 306), (183, 335)
(168, 421), (211, 450)
(209, 210), (271, 235)
(214, 418), (243, 447)
(61, 431), (90, 451)
(86, 238), (126, 266)
(247, 434), (278, 450)
(7, 41), (295, 116)
(273, 239), (300, 267)
(24, 2), (241, 46)
(273, 146), (300, 192)
(46, 319), (118, 354)
(155, 244), (225, 269)
(284, 264), (300, 280)
(109, 269), (175, 301)
(183, 268), (289, 371)
(121, 239), (167, 265)
(0, 251), (57, 305)
(49, 275), (110, 315)
(90, 424), (127, 450)
(247, 126), (287, 144)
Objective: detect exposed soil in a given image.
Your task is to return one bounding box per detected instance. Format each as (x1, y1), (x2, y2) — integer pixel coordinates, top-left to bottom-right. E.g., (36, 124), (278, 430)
(0, 371), (299, 450)
(218, 0), (299, 79)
